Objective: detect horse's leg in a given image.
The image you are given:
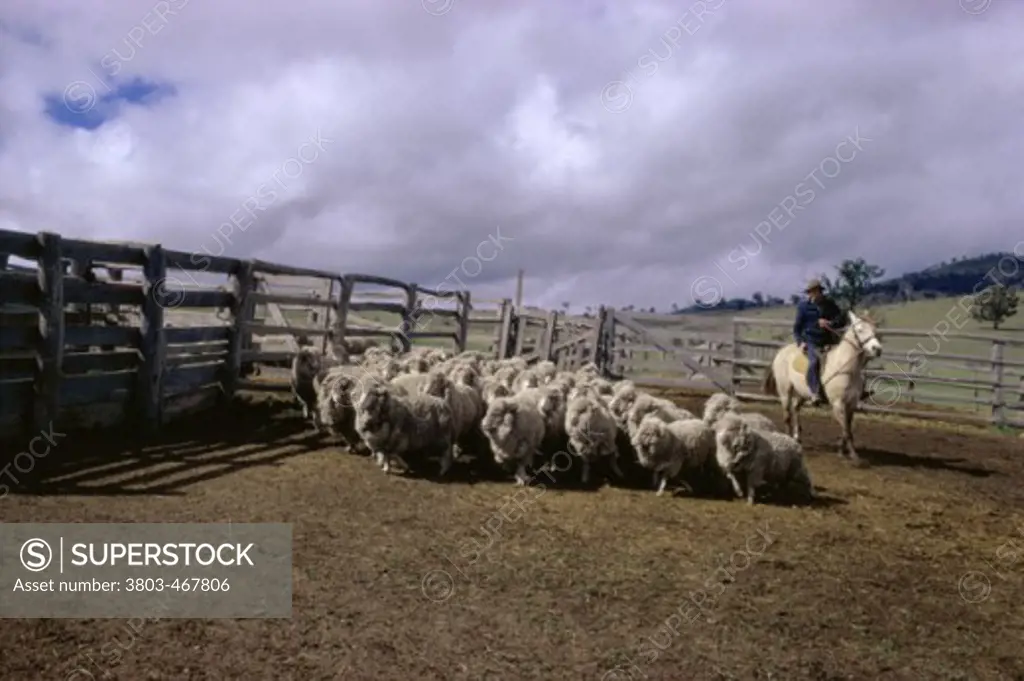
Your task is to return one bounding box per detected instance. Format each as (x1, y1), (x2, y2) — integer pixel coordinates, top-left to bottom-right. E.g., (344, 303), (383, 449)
(831, 402), (861, 466)
(790, 392), (803, 444)
(781, 389), (793, 437)
(840, 403), (867, 467)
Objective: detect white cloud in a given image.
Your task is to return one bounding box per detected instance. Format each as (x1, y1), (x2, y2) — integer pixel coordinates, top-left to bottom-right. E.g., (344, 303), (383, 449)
(0, 0), (1021, 311)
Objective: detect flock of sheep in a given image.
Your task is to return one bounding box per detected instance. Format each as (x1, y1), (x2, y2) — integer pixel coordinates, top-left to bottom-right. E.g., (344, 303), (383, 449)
(289, 346), (814, 505)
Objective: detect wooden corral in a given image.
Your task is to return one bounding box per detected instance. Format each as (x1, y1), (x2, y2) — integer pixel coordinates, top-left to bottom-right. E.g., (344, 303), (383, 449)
(4, 226), (1021, 438)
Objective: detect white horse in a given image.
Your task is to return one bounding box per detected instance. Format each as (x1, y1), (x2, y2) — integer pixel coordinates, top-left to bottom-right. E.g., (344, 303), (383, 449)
(762, 310), (882, 466)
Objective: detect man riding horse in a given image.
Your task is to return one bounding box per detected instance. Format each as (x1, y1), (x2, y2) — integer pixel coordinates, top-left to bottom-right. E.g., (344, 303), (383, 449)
(793, 278), (849, 406)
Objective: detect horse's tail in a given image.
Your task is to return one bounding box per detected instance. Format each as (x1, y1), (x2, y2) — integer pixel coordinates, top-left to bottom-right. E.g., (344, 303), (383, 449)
(762, 362), (777, 397)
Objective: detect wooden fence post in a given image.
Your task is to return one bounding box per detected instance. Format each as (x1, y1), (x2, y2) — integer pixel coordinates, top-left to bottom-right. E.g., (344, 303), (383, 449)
(513, 313), (529, 357)
(991, 340), (1006, 427)
(224, 260), (255, 400)
(334, 276), (354, 343)
(497, 299), (513, 359)
(138, 245), (167, 432)
(731, 319), (741, 395)
(33, 232), (64, 434)
(399, 284), (417, 354)
(456, 291), (471, 353)
(321, 278), (336, 356)
(588, 308), (603, 369)
(539, 310), (557, 361)
(68, 258), (92, 352)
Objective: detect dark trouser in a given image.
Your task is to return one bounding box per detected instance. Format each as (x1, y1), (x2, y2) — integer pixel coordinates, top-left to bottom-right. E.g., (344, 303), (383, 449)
(806, 343), (824, 397)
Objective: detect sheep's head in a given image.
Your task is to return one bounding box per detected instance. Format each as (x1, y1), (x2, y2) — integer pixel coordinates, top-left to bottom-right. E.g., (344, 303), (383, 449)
(538, 389), (565, 423)
(578, 361), (599, 376)
(357, 384), (391, 430)
(485, 382), (511, 403)
(422, 370), (449, 398)
(609, 390), (638, 420)
(328, 374), (356, 407)
(716, 413), (753, 453)
(632, 416), (666, 458)
(381, 359), (400, 381)
(519, 373), (540, 389)
(451, 364), (479, 388)
(292, 348), (323, 380)
(481, 400), (516, 439)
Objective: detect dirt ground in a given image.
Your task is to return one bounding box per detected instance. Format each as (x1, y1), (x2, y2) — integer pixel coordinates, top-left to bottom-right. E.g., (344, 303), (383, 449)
(2, 390), (1023, 681)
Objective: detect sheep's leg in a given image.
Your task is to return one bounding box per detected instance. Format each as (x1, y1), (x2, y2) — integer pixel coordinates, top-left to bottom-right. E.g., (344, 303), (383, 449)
(727, 472), (744, 498)
(439, 444), (455, 477)
(514, 462), (530, 486)
(655, 473), (668, 496)
(651, 471), (660, 489)
(745, 470), (764, 505)
(581, 459), (591, 485)
(609, 456), (624, 479)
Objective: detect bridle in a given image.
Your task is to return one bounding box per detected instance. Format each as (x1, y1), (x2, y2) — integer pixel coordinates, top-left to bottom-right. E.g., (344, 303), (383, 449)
(817, 314), (881, 388)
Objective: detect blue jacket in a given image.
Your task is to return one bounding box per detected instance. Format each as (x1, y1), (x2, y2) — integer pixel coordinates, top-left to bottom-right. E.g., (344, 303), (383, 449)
(793, 296), (845, 346)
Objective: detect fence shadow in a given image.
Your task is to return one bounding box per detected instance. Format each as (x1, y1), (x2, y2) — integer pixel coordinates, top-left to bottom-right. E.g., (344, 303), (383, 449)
(2, 396), (318, 497)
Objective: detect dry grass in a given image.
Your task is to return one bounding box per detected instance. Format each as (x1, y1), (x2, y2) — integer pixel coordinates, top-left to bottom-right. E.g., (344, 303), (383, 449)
(2, 391), (1023, 680)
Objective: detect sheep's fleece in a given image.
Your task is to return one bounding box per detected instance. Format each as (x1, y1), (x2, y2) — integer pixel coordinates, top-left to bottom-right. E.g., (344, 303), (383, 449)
(288, 346), (811, 502)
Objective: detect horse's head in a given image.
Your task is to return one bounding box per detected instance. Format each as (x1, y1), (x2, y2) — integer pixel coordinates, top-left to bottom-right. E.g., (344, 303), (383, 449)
(845, 310), (883, 359)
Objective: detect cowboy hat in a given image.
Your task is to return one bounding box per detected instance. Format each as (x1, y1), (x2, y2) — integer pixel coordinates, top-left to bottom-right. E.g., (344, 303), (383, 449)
(805, 278), (823, 292)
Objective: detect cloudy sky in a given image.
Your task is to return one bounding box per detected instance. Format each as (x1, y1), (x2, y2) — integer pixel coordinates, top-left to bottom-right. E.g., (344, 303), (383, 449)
(1, 0), (1021, 311)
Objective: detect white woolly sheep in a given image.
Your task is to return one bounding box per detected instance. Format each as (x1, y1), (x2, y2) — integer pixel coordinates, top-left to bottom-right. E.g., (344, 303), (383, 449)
(703, 392), (778, 433)
(422, 371), (486, 461)
(534, 360), (558, 384)
(480, 393), (547, 485)
(291, 348), (346, 429)
(631, 415), (716, 496)
(313, 366), (372, 453)
(355, 382), (456, 477)
(714, 413), (813, 505)
(564, 387), (622, 485)
(625, 393), (696, 439)
(608, 381), (641, 428)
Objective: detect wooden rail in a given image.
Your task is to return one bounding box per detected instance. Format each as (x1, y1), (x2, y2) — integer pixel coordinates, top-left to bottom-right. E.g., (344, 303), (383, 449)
(0, 228), (483, 439)
(577, 307), (1024, 430)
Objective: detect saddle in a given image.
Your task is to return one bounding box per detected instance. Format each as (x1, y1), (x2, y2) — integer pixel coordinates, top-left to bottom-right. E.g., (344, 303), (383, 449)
(790, 344), (831, 375)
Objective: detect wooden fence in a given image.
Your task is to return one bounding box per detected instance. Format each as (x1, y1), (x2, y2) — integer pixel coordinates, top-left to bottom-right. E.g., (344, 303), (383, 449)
(554, 309), (1024, 430)
(4, 225), (1019, 437)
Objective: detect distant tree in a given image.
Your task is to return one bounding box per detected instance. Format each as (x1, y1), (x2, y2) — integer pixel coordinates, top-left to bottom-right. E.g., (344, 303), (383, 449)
(561, 301), (570, 312)
(822, 258), (886, 310)
(584, 305), (593, 317)
(751, 291), (764, 307)
(648, 306), (656, 313)
(969, 284), (1019, 330)
(789, 294), (801, 306)
(671, 302), (679, 313)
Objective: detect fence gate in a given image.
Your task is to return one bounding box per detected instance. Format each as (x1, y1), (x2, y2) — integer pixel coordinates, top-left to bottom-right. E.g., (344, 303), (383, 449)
(611, 311), (734, 392)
